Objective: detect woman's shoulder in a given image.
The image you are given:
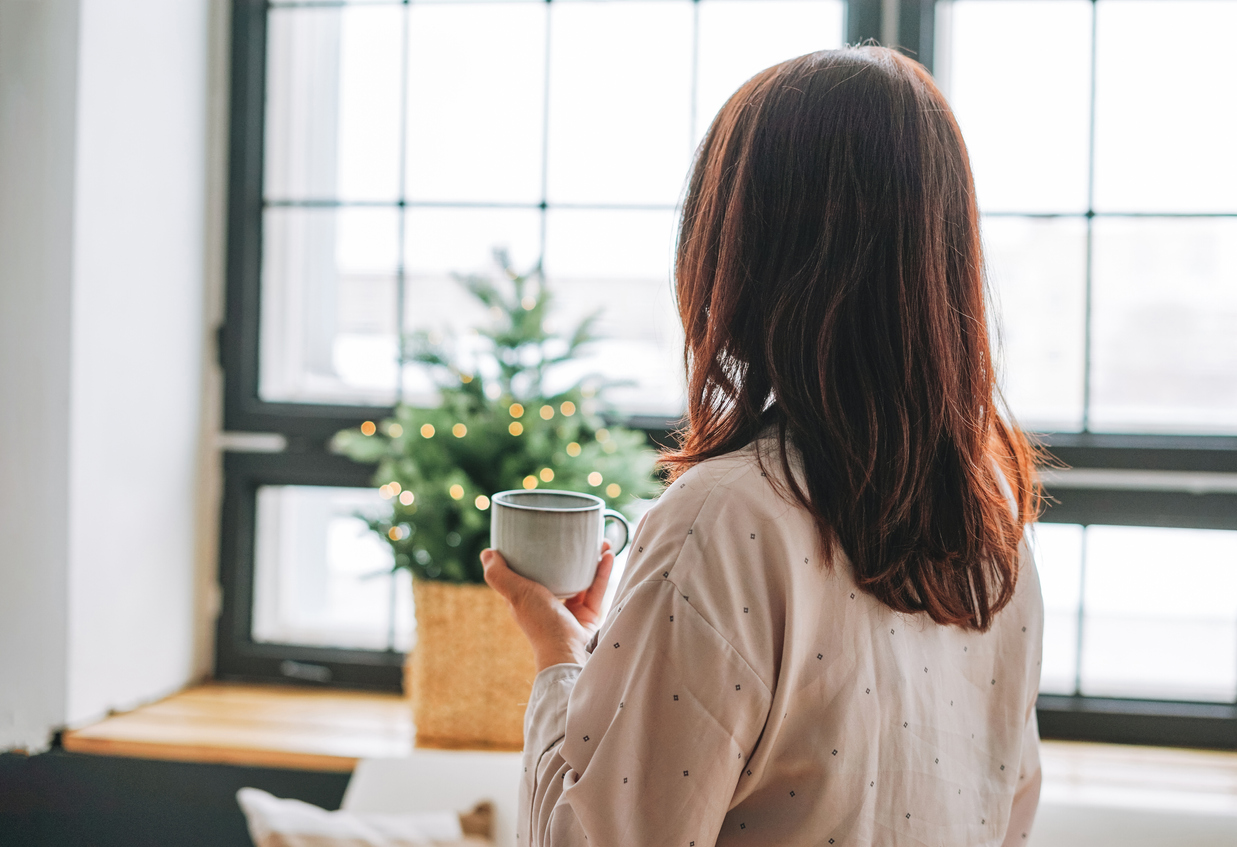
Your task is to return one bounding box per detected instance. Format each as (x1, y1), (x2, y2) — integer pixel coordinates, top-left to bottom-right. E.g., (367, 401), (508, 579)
(617, 443), (810, 591)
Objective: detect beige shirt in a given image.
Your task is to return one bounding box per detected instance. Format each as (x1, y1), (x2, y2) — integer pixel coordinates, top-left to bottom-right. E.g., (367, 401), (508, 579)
(520, 445), (1043, 847)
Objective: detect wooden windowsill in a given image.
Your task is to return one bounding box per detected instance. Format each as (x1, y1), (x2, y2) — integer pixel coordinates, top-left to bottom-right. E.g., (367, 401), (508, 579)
(61, 681), (1237, 814)
(61, 682), (412, 772)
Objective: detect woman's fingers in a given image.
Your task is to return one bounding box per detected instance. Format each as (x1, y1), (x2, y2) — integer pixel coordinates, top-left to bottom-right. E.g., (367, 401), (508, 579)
(481, 548), (548, 608)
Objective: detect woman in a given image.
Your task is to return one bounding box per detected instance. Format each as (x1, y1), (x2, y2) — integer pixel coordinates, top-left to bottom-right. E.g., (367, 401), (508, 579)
(483, 46), (1043, 847)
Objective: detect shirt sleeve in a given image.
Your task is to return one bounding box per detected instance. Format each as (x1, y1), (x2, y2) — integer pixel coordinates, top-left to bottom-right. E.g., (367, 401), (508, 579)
(519, 580), (772, 847)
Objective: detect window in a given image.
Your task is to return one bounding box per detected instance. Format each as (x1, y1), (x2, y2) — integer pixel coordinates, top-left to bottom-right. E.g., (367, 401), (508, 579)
(220, 0), (849, 688)
(221, 0), (1237, 746)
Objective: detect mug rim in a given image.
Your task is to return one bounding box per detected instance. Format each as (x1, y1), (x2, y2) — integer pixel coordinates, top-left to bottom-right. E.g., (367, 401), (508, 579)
(491, 488), (605, 513)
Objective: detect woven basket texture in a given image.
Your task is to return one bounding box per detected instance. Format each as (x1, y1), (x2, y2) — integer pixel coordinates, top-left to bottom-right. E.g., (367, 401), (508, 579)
(408, 580), (536, 750)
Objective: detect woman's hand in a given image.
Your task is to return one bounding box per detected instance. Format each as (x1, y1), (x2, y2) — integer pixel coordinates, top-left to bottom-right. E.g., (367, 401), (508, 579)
(482, 543), (615, 673)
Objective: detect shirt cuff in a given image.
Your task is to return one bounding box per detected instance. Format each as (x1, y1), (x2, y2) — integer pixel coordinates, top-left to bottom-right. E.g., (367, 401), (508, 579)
(524, 663), (582, 756)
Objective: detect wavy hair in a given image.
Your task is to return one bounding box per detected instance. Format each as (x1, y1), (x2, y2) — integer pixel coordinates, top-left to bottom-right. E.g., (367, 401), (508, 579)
(663, 47), (1040, 631)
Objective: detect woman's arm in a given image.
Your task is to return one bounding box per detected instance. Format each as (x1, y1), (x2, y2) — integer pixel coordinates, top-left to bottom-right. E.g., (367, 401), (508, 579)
(484, 551), (771, 847)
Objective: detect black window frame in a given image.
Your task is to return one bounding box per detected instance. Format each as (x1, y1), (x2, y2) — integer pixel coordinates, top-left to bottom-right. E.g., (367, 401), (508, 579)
(218, 0), (1237, 748)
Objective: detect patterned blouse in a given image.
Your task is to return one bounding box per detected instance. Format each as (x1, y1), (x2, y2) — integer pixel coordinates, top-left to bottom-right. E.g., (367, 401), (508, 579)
(519, 444), (1044, 847)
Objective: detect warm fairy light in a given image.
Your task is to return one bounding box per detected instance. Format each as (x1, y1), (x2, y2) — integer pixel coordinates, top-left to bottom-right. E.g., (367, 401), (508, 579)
(474, 495), (490, 510)
(523, 475), (538, 490)
(539, 468), (554, 482)
(521, 295), (537, 310)
(596, 428), (610, 442)
(560, 401), (576, 416)
(449, 484), (465, 500)
(360, 421), (377, 436)
(452, 423), (467, 438)
(581, 384), (597, 398)
(379, 484), (393, 499)
(399, 490), (415, 506)
(387, 423), (403, 437)
(509, 403), (524, 418)
(420, 423), (435, 438)
(606, 483), (621, 498)
(509, 421), (524, 436)
(604, 441), (617, 454)
(540, 405), (554, 420)
(389, 481), (401, 494)
(460, 374), (473, 383)
(566, 442), (582, 457)
(588, 472), (603, 486)
(388, 526), (403, 541)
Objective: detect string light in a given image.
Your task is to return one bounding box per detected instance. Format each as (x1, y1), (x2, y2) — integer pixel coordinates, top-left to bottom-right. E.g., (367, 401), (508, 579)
(360, 421), (377, 436)
(509, 421), (524, 436)
(540, 405), (554, 420)
(452, 423), (467, 437)
(420, 423), (435, 438)
(539, 468), (554, 482)
(509, 403), (524, 418)
(449, 484), (465, 500)
(460, 374), (473, 383)
(387, 423), (403, 437)
(399, 490), (414, 506)
(388, 526), (403, 541)
(521, 295), (537, 310)
(566, 442), (582, 457)
(560, 401), (576, 416)
(389, 481), (401, 494)
(475, 495), (490, 510)
(596, 428), (610, 442)
(588, 472), (603, 486)
(379, 484), (394, 499)
(606, 483), (621, 498)
(523, 475), (538, 490)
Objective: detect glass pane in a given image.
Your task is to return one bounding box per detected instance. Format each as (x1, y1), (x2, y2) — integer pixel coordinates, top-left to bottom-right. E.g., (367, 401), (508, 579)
(543, 208), (684, 415)
(984, 216), (1087, 432)
(1080, 526), (1237, 702)
(695, 0), (845, 145)
(984, 215), (1083, 432)
(546, 1), (695, 205)
(266, 5), (403, 201)
(1090, 218), (1237, 434)
(253, 486), (412, 652)
(1031, 523), (1084, 696)
(1093, 1), (1237, 213)
(261, 207), (400, 404)
(406, 3), (546, 203)
(401, 207), (542, 402)
(941, 0), (1091, 214)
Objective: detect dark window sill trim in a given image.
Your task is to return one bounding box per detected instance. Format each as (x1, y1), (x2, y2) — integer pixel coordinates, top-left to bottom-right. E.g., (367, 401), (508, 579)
(1037, 694), (1237, 750)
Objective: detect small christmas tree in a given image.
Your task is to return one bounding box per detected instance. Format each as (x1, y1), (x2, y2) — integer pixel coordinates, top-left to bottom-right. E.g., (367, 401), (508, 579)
(333, 251), (661, 584)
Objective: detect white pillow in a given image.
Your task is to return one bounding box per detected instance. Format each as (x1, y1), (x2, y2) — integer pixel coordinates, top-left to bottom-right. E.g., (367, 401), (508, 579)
(237, 788), (491, 847)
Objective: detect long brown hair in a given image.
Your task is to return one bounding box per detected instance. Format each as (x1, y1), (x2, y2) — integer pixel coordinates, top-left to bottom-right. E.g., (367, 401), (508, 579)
(664, 47), (1040, 631)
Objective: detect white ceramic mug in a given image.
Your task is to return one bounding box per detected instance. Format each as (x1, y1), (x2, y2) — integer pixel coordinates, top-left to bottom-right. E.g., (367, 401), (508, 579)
(490, 489), (632, 598)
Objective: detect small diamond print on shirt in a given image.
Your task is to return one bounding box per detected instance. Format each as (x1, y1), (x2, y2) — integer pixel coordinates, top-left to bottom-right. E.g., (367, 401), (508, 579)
(740, 823), (746, 830)
(746, 769), (752, 776)
(865, 688), (870, 693)
(613, 642), (620, 648)
(991, 679), (996, 685)
(1022, 627), (1027, 632)
(663, 571), (669, 577)
(744, 607), (749, 613)
(669, 615), (674, 621)
(1000, 764), (1005, 770)
(903, 722), (908, 728)
(735, 684), (741, 690)
(935, 758), (939, 764)
(905, 813), (911, 819)
(832, 749), (837, 756)
(687, 529), (693, 535)
(828, 840), (834, 844)
(683, 770), (689, 777)
(750, 533), (756, 539)
(638, 546), (643, 552)
(583, 735), (589, 741)
(790, 791), (796, 797)
(817, 653), (823, 660)
(850, 593), (855, 599)
(673, 695), (679, 701)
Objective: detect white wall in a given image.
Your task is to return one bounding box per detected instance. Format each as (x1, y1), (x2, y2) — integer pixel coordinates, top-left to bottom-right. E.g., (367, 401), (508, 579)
(0, 0), (80, 753)
(0, 0), (222, 748)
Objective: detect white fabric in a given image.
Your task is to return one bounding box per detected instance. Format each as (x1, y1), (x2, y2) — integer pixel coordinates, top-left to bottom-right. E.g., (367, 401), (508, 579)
(520, 444), (1044, 847)
(237, 787), (476, 847)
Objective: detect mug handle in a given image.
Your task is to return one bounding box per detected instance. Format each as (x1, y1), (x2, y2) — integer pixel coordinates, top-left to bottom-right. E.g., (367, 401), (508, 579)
(603, 509), (633, 557)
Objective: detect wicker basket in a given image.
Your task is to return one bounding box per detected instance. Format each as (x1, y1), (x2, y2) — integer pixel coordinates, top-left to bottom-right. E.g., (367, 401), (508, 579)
(406, 580), (537, 750)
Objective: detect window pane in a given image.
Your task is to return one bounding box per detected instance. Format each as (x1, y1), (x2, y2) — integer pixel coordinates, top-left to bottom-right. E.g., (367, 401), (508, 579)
(543, 208), (684, 415)
(1080, 526), (1237, 702)
(406, 2), (546, 204)
(1093, 0), (1237, 213)
(261, 207), (400, 405)
(695, 0), (845, 145)
(253, 486), (412, 652)
(401, 207), (542, 402)
(940, 0), (1092, 214)
(984, 216), (1087, 432)
(1031, 523), (1084, 696)
(266, 5), (403, 201)
(546, 1), (695, 205)
(1090, 218), (1237, 434)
